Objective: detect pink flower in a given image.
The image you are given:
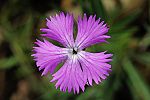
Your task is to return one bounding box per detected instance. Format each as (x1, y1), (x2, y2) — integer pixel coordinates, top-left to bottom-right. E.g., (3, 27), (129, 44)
(32, 12), (112, 94)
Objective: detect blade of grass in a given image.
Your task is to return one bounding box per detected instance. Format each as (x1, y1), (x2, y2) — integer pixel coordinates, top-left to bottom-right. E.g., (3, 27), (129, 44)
(133, 52), (150, 67)
(123, 57), (150, 100)
(79, 0), (93, 15)
(0, 56), (18, 69)
(90, 0), (107, 20)
(112, 9), (140, 30)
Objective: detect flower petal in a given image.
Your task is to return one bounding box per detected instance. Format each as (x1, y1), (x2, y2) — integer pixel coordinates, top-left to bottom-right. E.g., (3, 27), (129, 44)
(41, 12), (74, 48)
(51, 55), (86, 94)
(75, 14), (110, 50)
(78, 51), (112, 86)
(32, 39), (68, 75)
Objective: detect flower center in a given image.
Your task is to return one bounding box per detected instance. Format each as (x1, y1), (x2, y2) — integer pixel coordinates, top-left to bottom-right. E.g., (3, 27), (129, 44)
(66, 47), (80, 57)
(72, 48), (78, 54)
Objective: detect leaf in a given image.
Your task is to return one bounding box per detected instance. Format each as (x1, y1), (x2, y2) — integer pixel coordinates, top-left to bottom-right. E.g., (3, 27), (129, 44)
(112, 9), (141, 30)
(79, 0), (93, 15)
(134, 52), (150, 67)
(0, 56), (18, 69)
(90, 0), (107, 20)
(79, 0), (107, 20)
(123, 57), (150, 100)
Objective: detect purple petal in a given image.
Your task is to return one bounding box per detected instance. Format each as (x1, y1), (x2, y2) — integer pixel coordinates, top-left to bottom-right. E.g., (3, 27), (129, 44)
(32, 39), (68, 75)
(41, 12), (74, 48)
(51, 56), (86, 94)
(75, 14), (110, 49)
(77, 51), (112, 86)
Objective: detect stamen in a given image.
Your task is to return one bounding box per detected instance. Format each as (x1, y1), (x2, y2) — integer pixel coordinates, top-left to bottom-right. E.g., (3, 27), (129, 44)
(73, 48), (77, 54)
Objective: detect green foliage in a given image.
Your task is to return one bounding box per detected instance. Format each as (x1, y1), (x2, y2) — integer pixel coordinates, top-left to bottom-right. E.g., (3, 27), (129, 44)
(0, 56), (18, 69)
(123, 57), (150, 100)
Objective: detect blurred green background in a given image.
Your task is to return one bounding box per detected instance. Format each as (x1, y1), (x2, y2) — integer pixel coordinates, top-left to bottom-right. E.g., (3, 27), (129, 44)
(0, 0), (150, 100)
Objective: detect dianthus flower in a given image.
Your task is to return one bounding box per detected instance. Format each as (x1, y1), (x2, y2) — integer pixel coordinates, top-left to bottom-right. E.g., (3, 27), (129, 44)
(32, 12), (112, 94)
